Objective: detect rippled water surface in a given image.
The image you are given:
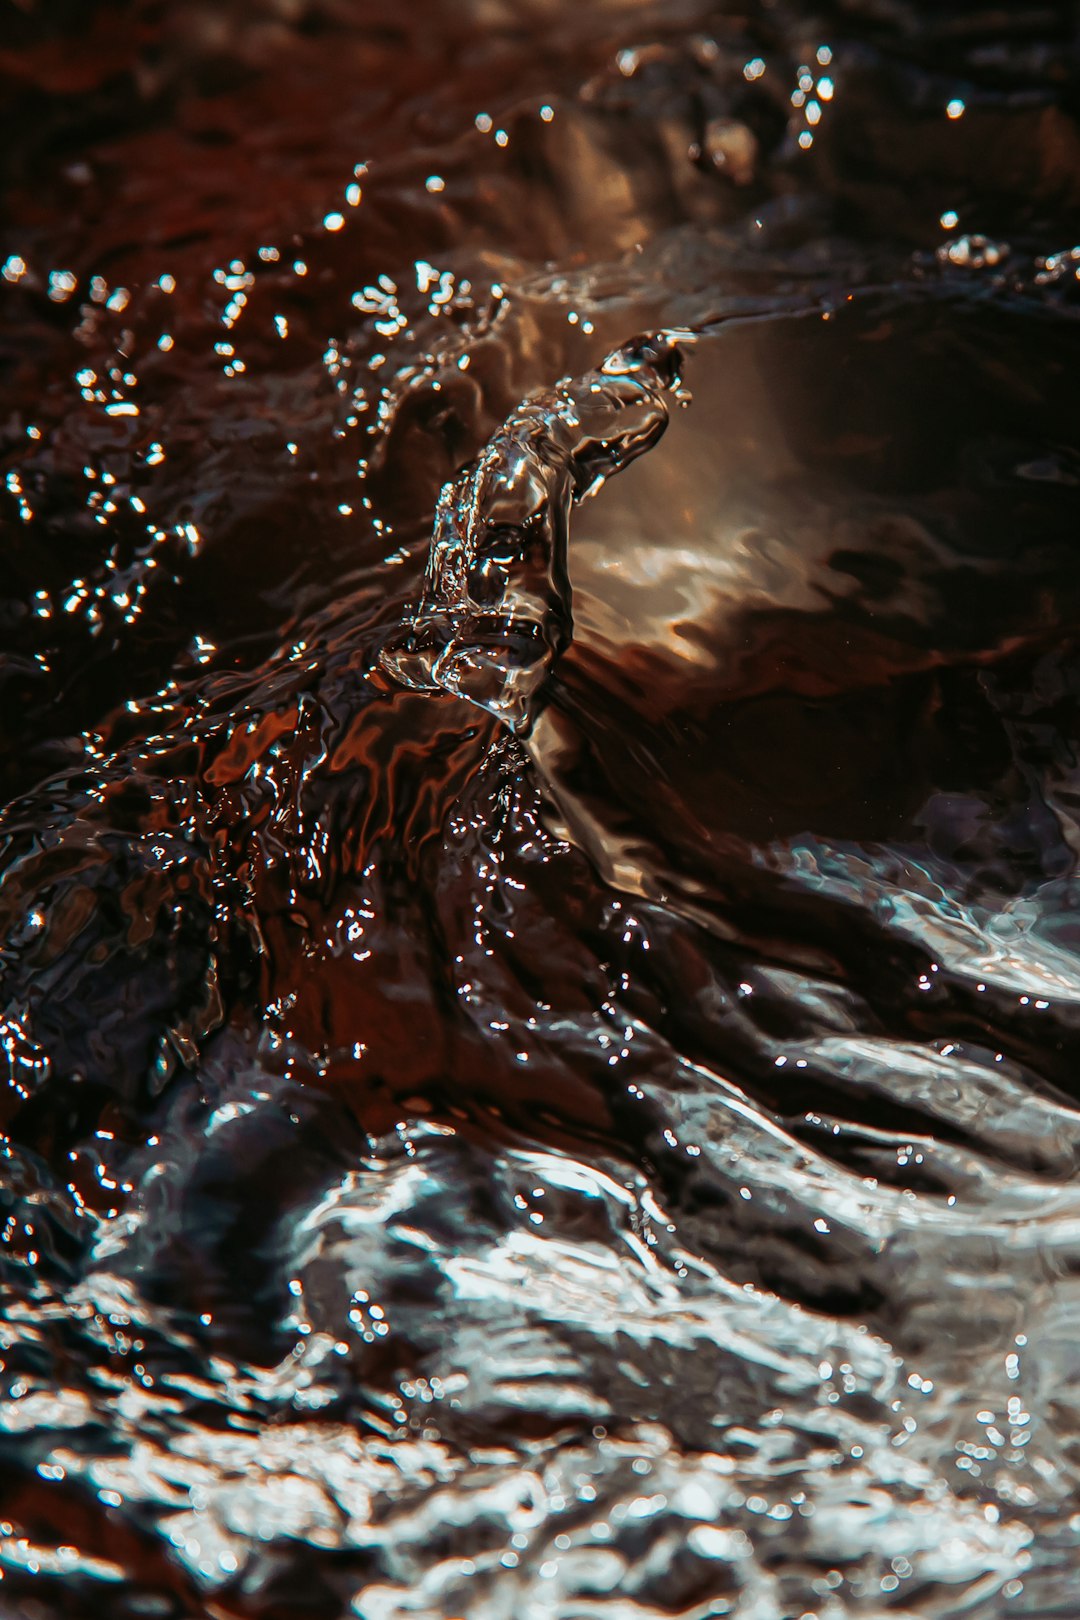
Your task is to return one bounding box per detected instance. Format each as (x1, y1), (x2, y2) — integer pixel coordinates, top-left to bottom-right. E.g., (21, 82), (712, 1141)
(6, 2), (1080, 1615)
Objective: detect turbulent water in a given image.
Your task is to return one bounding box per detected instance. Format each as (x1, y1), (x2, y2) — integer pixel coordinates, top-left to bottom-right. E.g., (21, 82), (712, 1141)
(6, 2), (1080, 1615)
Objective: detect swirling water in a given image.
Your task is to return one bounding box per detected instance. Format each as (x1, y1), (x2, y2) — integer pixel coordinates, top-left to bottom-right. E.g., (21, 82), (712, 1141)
(4, 2), (1080, 1615)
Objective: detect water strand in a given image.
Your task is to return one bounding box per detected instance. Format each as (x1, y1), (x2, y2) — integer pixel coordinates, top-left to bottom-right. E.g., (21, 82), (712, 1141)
(381, 332), (689, 730)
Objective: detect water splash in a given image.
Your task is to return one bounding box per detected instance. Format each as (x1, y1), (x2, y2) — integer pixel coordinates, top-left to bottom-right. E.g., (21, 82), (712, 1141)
(5, 3), (1080, 1617)
(381, 333), (688, 730)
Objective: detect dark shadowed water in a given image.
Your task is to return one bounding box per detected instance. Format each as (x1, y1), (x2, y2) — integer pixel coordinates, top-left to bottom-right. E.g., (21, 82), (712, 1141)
(5, 2), (1080, 1615)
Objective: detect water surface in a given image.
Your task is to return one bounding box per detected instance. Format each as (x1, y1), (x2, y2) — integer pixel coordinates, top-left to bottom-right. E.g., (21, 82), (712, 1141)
(4, 3), (1080, 1615)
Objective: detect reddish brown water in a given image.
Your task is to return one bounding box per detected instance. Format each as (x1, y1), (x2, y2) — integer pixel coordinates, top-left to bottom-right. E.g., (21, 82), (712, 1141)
(5, 3), (1080, 1616)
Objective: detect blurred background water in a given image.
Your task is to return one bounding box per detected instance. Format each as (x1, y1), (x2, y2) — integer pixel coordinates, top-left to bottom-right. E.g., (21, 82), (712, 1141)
(4, 2), (1080, 1615)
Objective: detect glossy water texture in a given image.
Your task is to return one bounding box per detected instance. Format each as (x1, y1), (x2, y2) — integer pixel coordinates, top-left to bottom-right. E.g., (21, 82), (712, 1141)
(6, 3), (1080, 1616)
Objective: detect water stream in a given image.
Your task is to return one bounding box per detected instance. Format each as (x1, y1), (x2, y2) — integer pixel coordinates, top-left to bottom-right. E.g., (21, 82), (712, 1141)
(4, 3), (1080, 1615)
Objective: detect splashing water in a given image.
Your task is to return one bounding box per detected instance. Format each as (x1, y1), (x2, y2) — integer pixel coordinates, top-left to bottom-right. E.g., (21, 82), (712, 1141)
(381, 332), (688, 730)
(5, 3), (1080, 1618)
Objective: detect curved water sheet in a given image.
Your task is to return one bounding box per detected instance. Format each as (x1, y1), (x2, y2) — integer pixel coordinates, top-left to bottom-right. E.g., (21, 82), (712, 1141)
(531, 289), (1080, 898)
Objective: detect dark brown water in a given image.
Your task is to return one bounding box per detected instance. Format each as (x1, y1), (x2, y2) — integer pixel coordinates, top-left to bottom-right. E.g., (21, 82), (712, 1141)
(5, 2), (1080, 1615)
